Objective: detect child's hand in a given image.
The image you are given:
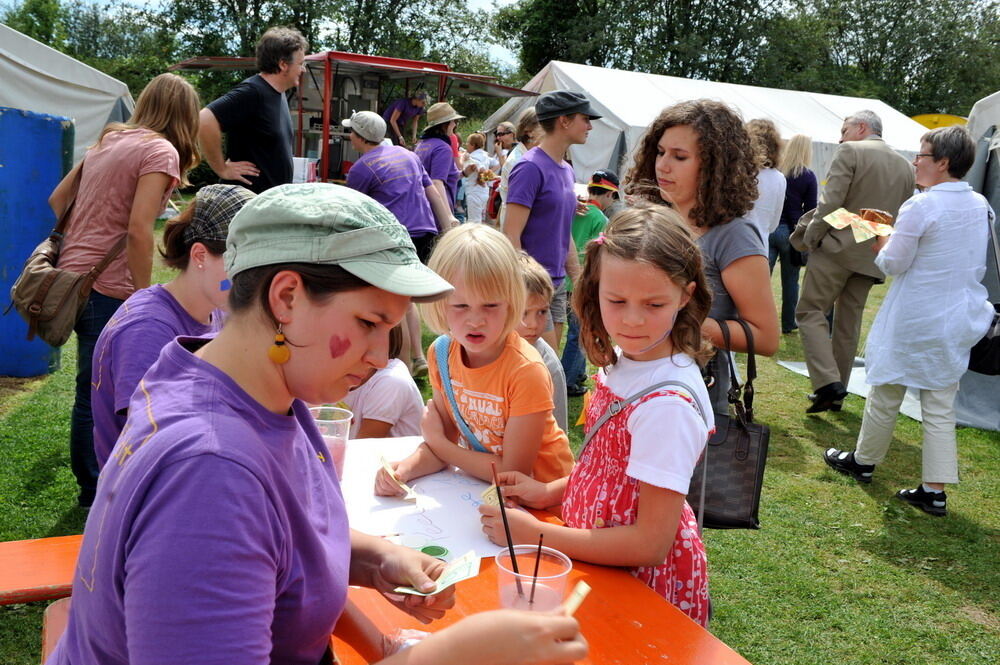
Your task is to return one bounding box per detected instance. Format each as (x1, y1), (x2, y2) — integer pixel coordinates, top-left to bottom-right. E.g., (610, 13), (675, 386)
(478, 504), (542, 545)
(496, 470), (551, 509)
(374, 460), (407, 497)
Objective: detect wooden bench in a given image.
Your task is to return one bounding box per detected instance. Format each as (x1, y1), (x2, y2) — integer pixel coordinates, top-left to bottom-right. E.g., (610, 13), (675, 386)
(2, 534), (368, 663)
(0, 535), (81, 606)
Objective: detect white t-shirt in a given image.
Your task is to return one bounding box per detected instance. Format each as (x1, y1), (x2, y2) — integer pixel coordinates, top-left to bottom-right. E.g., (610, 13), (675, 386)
(463, 148), (498, 193)
(532, 338), (568, 433)
(747, 167), (787, 241)
(600, 352), (712, 495)
(342, 358), (424, 438)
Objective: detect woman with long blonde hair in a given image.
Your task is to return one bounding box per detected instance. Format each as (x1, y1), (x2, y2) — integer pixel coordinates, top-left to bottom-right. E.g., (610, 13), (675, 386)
(772, 134), (817, 334)
(49, 72), (201, 508)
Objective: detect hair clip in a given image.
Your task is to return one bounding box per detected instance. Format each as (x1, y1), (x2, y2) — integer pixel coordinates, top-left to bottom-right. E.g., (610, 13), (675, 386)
(595, 232), (606, 245)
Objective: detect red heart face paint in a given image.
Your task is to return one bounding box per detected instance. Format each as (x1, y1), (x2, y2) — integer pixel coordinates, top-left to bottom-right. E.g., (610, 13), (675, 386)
(328, 335), (351, 359)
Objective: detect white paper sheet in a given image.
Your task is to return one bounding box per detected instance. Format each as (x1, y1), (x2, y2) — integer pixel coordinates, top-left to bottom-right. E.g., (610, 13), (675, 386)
(340, 436), (503, 561)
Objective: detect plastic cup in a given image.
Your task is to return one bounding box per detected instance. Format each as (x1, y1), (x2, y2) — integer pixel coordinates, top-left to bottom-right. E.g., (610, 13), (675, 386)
(495, 545), (572, 611)
(309, 406), (352, 479)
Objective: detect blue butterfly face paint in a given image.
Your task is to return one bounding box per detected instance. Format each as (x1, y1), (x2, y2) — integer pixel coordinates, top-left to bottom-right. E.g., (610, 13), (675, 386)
(219, 279), (232, 291)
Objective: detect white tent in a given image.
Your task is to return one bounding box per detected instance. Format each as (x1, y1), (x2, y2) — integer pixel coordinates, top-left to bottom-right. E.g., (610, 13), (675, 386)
(959, 90), (1000, 432)
(0, 24), (134, 162)
(967, 90), (1000, 147)
(485, 61), (927, 186)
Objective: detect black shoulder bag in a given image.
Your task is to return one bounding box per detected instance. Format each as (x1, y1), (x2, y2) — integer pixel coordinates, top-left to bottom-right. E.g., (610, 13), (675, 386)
(687, 319), (770, 529)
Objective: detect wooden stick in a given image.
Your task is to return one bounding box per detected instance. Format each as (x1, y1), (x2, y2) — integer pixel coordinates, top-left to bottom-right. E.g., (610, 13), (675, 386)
(492, 462), (523, 596)
(529, 534), (543, 606)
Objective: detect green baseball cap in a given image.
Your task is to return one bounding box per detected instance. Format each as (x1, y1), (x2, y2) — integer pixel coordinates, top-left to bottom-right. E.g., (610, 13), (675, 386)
(225, 183), (453, 302)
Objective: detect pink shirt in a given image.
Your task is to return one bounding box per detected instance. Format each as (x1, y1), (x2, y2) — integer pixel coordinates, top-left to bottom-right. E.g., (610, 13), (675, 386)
(58, 128), (180, 300)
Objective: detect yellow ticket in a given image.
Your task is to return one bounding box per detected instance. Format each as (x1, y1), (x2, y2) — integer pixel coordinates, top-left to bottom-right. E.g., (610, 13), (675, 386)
(564, 580), (592, 616)
(380, 456), (417, 501)
(481, 484), (502, 507)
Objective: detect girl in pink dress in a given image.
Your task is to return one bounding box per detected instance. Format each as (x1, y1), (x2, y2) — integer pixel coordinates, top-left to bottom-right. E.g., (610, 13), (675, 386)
(480, 205), (716, 626)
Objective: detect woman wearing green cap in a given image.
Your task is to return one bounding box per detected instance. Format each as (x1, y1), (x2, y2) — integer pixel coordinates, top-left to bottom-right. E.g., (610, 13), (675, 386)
(48, 183), (587, 665)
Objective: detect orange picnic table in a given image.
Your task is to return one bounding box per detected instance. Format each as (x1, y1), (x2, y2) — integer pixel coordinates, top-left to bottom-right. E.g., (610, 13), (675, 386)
(333, 552), (751, 665)
(3, 533), (750, 664)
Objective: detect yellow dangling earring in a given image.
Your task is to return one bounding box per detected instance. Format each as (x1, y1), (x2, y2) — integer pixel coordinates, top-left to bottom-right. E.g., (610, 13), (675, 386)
(268, 324), (291, 365)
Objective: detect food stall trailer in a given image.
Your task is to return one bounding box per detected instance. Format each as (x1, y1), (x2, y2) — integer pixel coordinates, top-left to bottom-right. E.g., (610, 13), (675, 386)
(170, 51), (535, 181)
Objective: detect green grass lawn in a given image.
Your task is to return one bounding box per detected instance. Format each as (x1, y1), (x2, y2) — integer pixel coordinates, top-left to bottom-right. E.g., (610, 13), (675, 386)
(1, 249), (997, 664)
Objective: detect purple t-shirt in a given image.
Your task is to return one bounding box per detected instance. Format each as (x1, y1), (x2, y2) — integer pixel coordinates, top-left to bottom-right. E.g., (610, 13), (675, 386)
(50, 338), (350, 665)
(347, 145), (437, 237)
(506, 147), (577, 285)
(415, 137), (460, 210)
(382, 98), (426, 131)
(91, 284), (219, 469)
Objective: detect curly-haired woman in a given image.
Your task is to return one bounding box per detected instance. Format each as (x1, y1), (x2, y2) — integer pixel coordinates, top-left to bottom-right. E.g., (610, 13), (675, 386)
(624, 99), (778, 410)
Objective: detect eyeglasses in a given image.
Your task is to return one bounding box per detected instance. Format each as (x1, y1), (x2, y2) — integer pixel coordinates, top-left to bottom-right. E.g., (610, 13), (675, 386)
(914, 153), (934, 159)
(495, 131), (512, 136)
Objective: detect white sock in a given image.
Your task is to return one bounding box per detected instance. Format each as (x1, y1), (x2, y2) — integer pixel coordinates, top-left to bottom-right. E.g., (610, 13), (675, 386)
(921, 483), (943, 494)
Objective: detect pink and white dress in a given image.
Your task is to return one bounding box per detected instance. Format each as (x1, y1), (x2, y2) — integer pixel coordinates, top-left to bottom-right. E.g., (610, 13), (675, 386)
(562, 373), (711, 627)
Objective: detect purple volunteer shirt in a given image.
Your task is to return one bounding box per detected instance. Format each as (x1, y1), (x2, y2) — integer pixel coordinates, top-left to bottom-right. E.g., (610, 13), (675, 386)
(346, 144), (438, 237)
(505, 147), (577, 285)
(50, 337), (350, 665)
(91, 284), (219, 469)
(382, 98), (426, 130)
(415, 137), (460, 210)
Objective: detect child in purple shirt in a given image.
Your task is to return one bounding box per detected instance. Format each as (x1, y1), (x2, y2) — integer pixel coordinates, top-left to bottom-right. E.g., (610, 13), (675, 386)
(91, 185), (254, 469)
(50, 183), (587, 665)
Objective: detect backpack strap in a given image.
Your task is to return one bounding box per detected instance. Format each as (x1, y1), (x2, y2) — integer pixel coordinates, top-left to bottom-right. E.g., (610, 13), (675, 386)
(582, 377), (711, 530)
(582, 378), (711, 449)
(433, 335), (490, 454)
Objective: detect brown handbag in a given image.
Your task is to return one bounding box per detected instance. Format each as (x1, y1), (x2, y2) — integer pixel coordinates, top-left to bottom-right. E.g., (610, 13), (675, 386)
(687, 318), (770, 529)
(8, 165), (125, 347)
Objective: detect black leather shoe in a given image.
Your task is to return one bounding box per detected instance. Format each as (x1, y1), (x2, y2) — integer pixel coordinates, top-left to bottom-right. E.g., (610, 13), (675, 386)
(807, 382), (848, 413)
(808, 394), (843, 412)
(823, 448), (875, 483)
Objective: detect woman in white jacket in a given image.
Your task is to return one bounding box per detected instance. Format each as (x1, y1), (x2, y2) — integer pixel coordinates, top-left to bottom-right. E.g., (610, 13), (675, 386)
(824, 125), (994, 517)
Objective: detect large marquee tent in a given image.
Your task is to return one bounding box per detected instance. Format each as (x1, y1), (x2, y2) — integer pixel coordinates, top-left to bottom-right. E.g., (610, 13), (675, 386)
(0, 24), (134, 162)
(484, 60), (928, 189)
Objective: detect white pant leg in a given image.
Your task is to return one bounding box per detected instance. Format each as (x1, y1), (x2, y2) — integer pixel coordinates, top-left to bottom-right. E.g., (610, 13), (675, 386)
(854, 383), (907, 466)
(919, 383), (960, 484)
(465, 189), (487, 224)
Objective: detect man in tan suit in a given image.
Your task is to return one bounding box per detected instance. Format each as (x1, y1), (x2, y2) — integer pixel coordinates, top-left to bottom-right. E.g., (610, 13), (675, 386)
(790, 111), (915, 413)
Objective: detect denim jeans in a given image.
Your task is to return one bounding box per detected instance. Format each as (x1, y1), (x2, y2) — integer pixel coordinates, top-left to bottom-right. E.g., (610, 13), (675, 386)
(560, 311), (587, 388)
(70, 290), (124, 504)
(768, 224), (801, 333)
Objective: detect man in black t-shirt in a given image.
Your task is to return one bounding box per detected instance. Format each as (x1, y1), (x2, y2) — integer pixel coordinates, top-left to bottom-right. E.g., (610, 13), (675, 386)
(199, 27), (308, 194)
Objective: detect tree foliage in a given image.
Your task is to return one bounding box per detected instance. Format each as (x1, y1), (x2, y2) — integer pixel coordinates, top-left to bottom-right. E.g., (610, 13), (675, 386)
(497, 0), (1000, 116)
(5, 0), (997, 119)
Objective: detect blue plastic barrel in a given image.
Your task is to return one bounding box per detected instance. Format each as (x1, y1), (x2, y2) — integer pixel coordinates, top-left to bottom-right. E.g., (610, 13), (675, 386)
(0, 106), (74, 377)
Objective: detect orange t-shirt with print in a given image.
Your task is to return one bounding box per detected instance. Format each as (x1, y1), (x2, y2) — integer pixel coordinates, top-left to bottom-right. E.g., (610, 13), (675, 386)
(428, 332), (574, 483)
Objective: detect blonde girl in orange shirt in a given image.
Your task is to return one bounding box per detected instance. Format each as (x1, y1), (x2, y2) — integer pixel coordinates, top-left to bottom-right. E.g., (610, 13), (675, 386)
(375, 224), (573, 495)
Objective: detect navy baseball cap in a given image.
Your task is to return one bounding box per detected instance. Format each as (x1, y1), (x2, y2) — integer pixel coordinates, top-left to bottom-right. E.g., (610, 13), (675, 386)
(535, 90), (602, 121)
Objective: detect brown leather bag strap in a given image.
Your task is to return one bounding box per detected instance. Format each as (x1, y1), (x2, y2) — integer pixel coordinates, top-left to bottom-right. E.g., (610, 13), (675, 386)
(25, 270), (62, 341)
(80, 235), (128, 294)
(50, 161), (85, 240)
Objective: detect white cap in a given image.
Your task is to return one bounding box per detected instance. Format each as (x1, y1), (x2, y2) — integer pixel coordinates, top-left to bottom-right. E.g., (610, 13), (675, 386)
(342, 111), (386, 143)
